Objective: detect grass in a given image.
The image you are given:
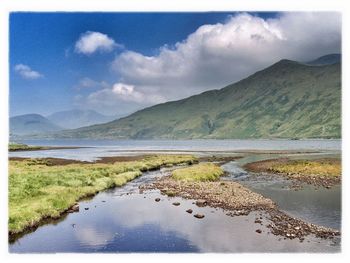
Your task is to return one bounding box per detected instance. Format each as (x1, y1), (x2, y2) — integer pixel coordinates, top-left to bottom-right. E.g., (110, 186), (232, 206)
(9, 143), (44, 151)
(171, 162), (224, 182)
(9, 154), (197, 234)
(269, 159), (341, 177)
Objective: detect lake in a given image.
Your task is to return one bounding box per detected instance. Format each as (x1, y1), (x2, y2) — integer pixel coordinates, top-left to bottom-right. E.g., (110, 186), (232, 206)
(10, 139), (341, 161)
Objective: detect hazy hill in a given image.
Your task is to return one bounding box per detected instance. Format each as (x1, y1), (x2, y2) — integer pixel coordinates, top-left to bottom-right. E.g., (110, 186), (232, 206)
(10, 114), (62, 136)
(306, 54), (341, 66)
(35, 57), (342, 139)
(46, 109), (117, 129)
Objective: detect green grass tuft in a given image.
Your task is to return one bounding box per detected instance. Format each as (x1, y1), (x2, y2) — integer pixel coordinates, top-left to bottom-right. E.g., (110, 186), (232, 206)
(172, 163), (224, 182)
(9, 143), (44, 151)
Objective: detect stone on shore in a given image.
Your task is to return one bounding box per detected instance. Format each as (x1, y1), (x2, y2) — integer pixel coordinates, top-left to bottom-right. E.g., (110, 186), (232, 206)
(195, 199), (207, 207)
(68, 203), (79, 213)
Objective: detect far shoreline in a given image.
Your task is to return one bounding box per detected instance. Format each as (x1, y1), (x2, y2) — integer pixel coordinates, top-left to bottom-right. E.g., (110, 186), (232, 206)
(9, 145), (90, 152)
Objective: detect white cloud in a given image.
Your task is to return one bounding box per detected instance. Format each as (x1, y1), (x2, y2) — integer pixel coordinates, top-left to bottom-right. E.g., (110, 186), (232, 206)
(14, 64), (43, 79)
(75, 31), (119, 55)
(111, 12), (341, 102)
(74, 77), (109, 90)
(87, 83), (165, 104)
(75, 82), (166, 115)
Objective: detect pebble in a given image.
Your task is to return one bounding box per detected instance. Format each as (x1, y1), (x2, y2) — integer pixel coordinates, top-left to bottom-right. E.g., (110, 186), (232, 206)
(195, 199), (207, 207)
(194, 214), (205, 219)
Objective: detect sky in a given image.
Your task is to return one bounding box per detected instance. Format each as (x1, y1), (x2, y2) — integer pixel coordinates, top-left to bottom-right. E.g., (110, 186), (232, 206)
(9, 12), (341, 117)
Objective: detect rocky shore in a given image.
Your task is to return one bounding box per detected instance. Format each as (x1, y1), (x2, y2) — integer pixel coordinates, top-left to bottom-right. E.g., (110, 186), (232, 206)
(141, 176), (340, 241)
(142, 177), (276, 211)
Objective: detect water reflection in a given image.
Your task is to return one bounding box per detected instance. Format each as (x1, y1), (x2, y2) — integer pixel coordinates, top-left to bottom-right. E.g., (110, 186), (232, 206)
(9, 188), (340, 253)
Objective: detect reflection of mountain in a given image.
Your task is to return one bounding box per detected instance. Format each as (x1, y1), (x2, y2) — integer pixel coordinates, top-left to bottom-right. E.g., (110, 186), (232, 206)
(53, 56), (341, 139)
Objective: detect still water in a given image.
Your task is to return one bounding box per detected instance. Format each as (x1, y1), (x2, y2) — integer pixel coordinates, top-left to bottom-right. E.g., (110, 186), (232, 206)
(10, 139), (341, 161)
(222, 160), (341, 230)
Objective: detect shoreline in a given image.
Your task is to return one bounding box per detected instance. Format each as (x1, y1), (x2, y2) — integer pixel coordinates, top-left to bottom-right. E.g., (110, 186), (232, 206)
(141, 175), (340, 240)
(9, 146), (90, 152)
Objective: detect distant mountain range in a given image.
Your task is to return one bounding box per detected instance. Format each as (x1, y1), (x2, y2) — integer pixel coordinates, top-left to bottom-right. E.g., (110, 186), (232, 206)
(10, 114), (62, 136)
(306, 54), (341, 66)
(46, 109), (117, 129)
(37, 54), (340, 140)
(10, 110), (119, 136)
(12, 54), (341, 139)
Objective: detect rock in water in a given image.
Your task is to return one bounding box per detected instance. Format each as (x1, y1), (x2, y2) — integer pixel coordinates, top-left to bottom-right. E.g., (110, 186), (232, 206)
(172, 202), (180, 206)
(186, 209), (193, 214)
(155, 198), (161, 202)
(194, 214), (205, 219)
(68, 203), (79, 213)
(256, 229), (262, 234)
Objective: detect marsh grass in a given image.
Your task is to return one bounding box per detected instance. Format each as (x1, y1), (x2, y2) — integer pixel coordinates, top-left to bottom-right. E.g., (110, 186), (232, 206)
(171, 162), (224, 182)
(9, 143), (43, 151)
(9, 154), (196, 234)
(269, 159), (341, 177)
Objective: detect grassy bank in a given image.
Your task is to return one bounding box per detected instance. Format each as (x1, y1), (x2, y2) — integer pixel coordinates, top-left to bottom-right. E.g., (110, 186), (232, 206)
(9, 154), (197, 234)
(172, 163), (224, 182)
(9, 143), (44, 152)
(268, 159), (341, 177)
(244, 158), (341, 188)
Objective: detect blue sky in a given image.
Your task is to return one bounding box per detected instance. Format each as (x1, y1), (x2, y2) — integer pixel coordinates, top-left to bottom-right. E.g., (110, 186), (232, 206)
(10, 12), (340, 117)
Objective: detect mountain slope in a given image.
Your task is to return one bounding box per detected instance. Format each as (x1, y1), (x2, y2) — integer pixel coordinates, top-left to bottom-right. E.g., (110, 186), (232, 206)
(47, 59), (341, 139)
(10, 114), (62, 136)
(46, 109), (117, 129)
(306, 54), (341, 66)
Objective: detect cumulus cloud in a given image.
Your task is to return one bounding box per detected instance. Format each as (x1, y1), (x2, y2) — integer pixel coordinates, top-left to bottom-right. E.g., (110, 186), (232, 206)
(75, 31), (120, 55)
(14, 64), (43, 79)
(87, 83), (165, 103)
(74, 82), (166, 115)
(111, 12), (341, 102)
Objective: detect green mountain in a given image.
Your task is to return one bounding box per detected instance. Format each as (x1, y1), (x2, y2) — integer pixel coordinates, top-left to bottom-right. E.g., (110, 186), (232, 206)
(10, 114), (62, 136)
(44, 58), (341, 139)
